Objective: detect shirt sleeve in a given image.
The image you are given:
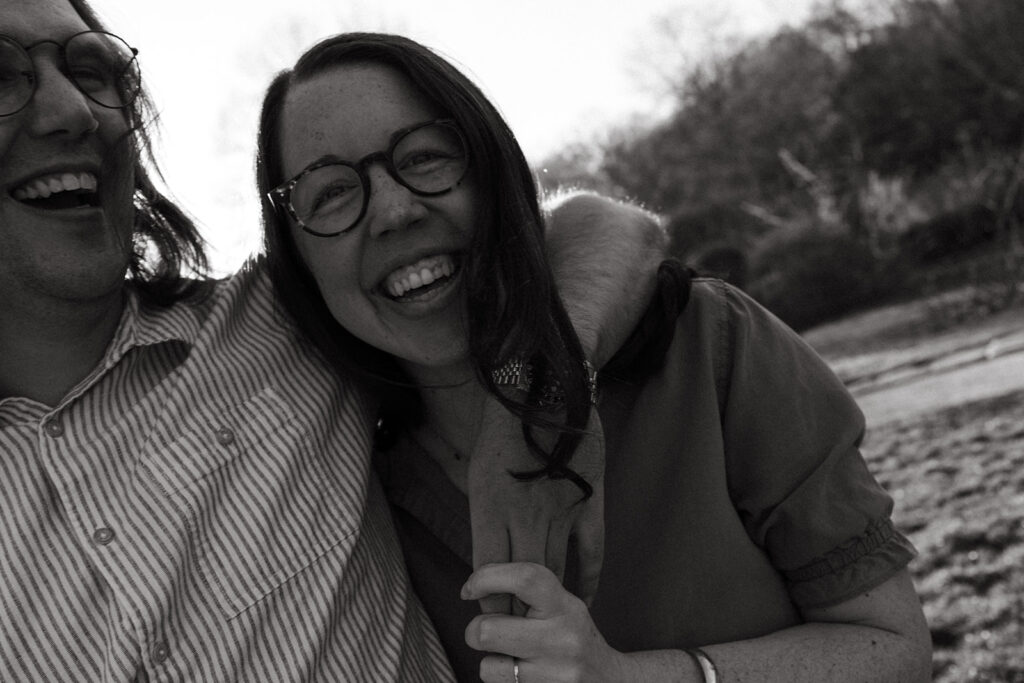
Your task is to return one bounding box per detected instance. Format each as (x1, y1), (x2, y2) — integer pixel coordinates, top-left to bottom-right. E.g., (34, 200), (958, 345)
(714, 281), (916, 609)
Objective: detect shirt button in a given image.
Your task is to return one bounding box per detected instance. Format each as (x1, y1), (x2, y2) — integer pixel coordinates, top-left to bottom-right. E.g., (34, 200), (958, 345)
(44, 419), (64, 438)
(93, 527), (115, 545)
(214, 427), (235, 446)
(151, 641), (170, 664)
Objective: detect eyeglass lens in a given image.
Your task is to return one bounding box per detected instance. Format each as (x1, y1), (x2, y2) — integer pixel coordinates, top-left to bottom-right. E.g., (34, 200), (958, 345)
(290, 122), (468, 233)
(0, 32), (140, 117)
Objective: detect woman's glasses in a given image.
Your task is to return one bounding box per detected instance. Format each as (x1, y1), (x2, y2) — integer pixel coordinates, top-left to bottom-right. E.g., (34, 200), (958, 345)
(0, 30), (140, 117)
(268, 119), (470, 238)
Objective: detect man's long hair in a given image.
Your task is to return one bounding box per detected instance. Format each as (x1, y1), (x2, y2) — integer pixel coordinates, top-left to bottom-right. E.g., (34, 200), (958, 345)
(256, 33), (592, 493)
(72, 0), (209, 304)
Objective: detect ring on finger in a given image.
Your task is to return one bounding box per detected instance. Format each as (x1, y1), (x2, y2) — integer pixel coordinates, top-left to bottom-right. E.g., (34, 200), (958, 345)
(512, 657), (520, 683)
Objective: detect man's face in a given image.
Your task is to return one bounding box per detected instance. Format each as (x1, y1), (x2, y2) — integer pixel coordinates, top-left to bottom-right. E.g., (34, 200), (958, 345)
(0, 0), (136, 306)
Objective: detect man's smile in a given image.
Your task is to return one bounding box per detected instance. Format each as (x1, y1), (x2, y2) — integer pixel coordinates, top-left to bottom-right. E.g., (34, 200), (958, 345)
(9, 170), (100, 210)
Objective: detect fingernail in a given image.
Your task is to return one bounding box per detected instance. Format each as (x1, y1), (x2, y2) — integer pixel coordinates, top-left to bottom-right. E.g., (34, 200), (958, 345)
(460, 583), (470, 599)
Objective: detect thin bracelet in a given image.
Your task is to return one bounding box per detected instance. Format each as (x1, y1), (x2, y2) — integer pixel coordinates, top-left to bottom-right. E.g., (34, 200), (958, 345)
(686, 648), (719, 683)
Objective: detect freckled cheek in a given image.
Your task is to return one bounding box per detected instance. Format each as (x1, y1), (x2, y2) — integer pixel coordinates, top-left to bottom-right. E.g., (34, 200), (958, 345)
(308, 258), (369, 308)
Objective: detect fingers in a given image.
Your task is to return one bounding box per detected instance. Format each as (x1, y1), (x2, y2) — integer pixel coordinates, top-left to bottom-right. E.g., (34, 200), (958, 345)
(508, 510), (550, 567)
(469, 494), (512, 615)
(466, 613), (547, 658)
(505, 492), (565, 615)
(471, 513), (512, 568)
(475, 540), (516, 614)
(465, 565), (618, 683)
(506, 523), (550, 616)
(571, 482), (605, 607)
(469, 397), (529, 614)
(467, 393), (607, 619)
(479, 654), (520, 683)
(470, 505), (512, 615)
(544, 521), (570, 587)
(463, 562), (569, 617)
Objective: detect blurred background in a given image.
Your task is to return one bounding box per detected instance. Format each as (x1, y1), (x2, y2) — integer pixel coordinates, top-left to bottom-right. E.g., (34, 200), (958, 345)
(98, 0), (1024, 680)
(100, 0), (819, 277)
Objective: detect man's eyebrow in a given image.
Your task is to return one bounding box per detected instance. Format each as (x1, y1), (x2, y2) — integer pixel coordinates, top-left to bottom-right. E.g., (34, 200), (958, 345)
(2, 26), (83, 44)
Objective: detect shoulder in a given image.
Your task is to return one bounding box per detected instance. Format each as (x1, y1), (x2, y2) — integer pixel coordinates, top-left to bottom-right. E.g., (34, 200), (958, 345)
(685, 277), (817, 358)
(140, 257), (274, 315)
(165, 256), (323, 370)
(684, 278), (730, 323)
(687, 278), (781, 328)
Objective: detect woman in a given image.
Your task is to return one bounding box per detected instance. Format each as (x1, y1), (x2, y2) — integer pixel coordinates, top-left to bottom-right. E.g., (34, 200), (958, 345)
(256, 33), (932, 683)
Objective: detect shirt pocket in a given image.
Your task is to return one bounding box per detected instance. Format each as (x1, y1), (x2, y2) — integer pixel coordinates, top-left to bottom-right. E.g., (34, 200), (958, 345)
(151, 387), (358, 618)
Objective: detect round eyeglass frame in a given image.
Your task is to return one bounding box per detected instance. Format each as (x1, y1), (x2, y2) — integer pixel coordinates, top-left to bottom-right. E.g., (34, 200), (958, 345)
(0, 30), (141, 118)
(267, 118), (470, 238)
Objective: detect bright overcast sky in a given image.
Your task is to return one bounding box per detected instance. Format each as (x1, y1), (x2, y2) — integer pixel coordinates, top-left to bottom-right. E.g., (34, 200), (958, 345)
(94, 0), (818, 274)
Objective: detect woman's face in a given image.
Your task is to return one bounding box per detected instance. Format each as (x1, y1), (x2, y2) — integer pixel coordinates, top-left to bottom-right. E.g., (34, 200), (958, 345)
(279, 63), (480, 378)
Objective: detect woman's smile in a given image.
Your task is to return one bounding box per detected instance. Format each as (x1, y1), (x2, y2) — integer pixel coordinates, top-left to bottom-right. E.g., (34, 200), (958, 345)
(372, 250), (465, 321)
(380, 253), (459, 300)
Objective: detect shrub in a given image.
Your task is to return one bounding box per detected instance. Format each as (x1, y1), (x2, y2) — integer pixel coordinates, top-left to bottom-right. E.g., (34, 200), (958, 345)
(691, 242), (749, 288)
(899, 204), (999, 263)
(746, 229), (900, 331)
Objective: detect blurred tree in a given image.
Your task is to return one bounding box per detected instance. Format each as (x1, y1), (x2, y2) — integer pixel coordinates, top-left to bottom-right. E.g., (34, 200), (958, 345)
(602, 26), (842, 226)
(535, 139), (625, 199)
(835, 0), (1024, 177)
(624, 3), (743, 104)
(540, 0), (1024, 320)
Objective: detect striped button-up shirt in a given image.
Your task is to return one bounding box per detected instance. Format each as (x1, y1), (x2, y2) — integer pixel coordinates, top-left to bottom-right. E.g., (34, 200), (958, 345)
(0, 260), (454, 682)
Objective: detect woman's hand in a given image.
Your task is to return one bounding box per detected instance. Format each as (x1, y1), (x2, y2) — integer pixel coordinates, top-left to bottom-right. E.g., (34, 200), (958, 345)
(468, 400), (605, 614)
(462, 562), (632, 683)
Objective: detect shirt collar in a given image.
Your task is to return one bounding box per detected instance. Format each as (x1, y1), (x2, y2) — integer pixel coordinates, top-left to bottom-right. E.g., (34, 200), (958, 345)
(102, 282), (210, 370)
(0, 281), (211, 423)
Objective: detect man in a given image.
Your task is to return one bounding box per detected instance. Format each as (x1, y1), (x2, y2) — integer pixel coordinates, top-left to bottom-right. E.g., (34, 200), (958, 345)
(0, 0), (665, 679)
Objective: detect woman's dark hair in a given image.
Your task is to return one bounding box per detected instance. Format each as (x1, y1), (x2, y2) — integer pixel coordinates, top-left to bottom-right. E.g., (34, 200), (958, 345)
(72, 0), (209, 304)
(255, 32), (592, 493)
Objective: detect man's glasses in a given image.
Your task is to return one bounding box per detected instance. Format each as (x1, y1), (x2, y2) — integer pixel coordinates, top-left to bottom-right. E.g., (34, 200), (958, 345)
(0, 31), (140, 117)
(268, 119), (470, 238)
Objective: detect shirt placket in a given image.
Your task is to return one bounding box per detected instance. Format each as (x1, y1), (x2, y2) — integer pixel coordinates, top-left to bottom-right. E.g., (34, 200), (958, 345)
(34, 396), (152, 680)
(32, 327), (189, 682)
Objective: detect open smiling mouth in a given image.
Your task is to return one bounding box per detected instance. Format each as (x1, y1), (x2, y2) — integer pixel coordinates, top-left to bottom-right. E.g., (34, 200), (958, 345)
(382, 253), (461, 301)
(10, 172), (101, 211)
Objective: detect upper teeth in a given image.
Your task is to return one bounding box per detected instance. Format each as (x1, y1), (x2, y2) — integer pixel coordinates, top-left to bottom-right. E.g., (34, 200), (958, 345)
(11, 172), (98, 200)
(384, 254), (455, 298)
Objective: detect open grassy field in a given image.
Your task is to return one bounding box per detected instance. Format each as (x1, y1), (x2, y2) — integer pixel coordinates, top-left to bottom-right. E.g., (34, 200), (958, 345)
(804, 286), (1024, 682)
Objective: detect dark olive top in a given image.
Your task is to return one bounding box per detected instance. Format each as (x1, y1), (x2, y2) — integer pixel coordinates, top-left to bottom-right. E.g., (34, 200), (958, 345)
(375, 279), (916, 683)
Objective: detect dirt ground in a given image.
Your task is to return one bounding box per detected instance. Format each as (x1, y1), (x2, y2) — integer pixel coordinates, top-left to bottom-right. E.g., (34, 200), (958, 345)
(804, 287), (1024, 682)
(863, 391), (1024, 682)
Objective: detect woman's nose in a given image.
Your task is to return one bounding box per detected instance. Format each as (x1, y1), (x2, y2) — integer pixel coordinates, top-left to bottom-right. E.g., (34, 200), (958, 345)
(365, 163), (429, 238)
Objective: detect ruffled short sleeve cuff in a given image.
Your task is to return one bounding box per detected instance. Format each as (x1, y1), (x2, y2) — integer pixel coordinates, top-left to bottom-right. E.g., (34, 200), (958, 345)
(783, 517), (918, 609)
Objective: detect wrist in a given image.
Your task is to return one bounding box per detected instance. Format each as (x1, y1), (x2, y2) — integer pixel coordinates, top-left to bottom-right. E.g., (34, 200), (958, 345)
(619, 649), (707, 682)
(605, 649), (642, 683)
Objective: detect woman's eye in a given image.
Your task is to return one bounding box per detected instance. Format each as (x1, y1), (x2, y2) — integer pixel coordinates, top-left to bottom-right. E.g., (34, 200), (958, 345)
(400, 149), (458, 173)
(311, 183), (357, 213)
(404, 151), (440, 166)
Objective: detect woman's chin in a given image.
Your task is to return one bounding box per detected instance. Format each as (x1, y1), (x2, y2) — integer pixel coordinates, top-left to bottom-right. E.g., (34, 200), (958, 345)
(397, 346), (474, 387)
